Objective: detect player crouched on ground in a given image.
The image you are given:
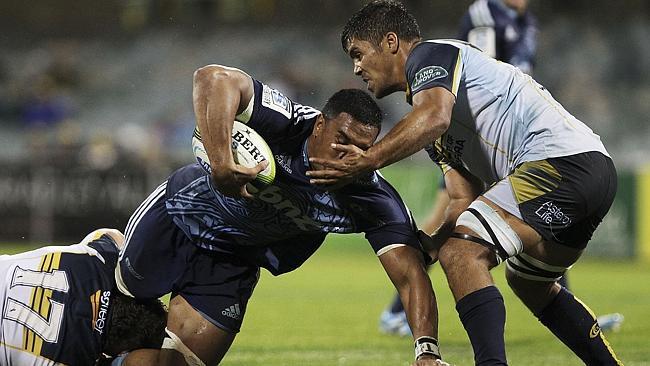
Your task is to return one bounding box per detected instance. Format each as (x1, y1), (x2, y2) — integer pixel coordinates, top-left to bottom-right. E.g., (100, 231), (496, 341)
(0, 229), (167, 365)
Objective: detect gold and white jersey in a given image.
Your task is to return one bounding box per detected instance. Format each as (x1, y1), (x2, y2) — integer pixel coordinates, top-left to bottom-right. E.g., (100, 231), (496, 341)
(0, 231), (119, 365)
(406, 39), (609, 185)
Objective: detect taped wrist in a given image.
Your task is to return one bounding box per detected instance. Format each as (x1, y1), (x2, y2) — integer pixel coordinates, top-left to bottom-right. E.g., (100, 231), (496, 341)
(414, 336), (441, 360)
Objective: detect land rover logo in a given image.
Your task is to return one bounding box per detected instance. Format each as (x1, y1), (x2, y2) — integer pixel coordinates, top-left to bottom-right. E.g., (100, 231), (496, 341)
(412, 66), (448, 92)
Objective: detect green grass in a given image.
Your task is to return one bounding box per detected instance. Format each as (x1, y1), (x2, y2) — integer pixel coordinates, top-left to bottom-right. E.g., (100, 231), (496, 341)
(1, 162), (644, 364)
(2, 175), (647, 366)
(222, 234), (649, 366)
(1, 236), (647, 365)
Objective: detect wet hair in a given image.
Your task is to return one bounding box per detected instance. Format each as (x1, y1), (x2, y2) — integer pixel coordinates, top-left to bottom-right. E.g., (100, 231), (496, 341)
(341, 0), (421, 51)
(103, 292), (167, 356)
(321, 89), (382, 132)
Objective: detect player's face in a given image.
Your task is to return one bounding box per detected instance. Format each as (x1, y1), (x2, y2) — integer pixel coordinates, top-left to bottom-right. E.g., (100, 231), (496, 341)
(504, 0), (528, 13)
(309, 113), (379, 168)
(346, 38), (400, 98)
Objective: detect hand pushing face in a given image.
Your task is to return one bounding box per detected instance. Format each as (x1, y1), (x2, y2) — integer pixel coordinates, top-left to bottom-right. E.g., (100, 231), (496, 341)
(306, 113), (379, 188)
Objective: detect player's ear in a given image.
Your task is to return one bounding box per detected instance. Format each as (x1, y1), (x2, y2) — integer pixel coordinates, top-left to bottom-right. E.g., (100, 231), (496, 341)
(384, 32), (399, 54)
(313, 114), (325, 136)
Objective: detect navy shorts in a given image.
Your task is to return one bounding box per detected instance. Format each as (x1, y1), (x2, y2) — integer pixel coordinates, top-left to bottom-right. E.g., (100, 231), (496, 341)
(495, 152), (617, 249)
(118, 182), (260, 333)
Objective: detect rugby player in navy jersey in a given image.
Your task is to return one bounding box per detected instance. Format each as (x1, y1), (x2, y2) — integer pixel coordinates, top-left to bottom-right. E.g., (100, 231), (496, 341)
(458, 0), (537, 74)
(307, 1), (623, 365)
(0, 228), (166, 366)
(113, 65), (447, 365)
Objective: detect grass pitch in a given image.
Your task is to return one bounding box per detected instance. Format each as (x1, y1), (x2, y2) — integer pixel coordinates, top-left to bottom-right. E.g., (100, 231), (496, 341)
(1, 159), (646, 365)
(225, 235), (649, 366)
(0, 235), (647, 365)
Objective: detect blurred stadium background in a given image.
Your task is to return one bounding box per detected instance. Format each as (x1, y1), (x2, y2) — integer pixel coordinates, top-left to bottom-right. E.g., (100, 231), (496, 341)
(1, 0), (649, 364)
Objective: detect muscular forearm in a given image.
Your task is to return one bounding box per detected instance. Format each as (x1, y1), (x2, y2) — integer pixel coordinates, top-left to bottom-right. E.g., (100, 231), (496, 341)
(401, 265), (438, 340)
(367, 87), (454, 170)
(192, 65), (251, 169)
(368, 108), (448, 169)
(380, 247), (438, 339)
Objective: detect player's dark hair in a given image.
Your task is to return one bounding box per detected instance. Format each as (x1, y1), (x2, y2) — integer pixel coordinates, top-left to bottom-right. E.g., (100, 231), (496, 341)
(341, 0), (421, 51)
(322, 89), (382, 131)
(103, 292), (167, 357)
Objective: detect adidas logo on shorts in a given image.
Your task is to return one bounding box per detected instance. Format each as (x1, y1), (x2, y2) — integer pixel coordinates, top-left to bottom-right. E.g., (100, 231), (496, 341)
(222, 304), (242, 320)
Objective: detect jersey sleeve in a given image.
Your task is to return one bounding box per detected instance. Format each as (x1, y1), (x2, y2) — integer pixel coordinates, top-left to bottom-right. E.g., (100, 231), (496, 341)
(342, 178), (422, 254)
(86, 234), (120, 268)
(242, 79), (320, 144)
(405, 42), (463, 103)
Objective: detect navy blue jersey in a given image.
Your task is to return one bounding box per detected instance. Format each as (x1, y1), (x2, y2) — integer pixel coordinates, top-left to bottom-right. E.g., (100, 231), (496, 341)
(0, 233), (119, 365)
(167, 79), (419, 274)
(458, 0), (537, 73)
(405, 42), (463, 105)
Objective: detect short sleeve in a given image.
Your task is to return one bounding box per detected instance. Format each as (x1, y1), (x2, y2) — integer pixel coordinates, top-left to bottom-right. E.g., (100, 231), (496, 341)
(87, 234), (120, 268)
(405, 42), (463, 103)
(365, 223), (420, 254)
(244, 79), (320, 144)
(341, 178), (421, 254)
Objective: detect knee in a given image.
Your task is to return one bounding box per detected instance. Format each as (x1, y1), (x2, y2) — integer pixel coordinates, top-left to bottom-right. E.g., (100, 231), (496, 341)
(438, 240), (493, 274)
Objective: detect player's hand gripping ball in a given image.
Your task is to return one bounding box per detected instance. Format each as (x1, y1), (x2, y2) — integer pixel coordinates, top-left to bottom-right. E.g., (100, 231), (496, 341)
(192, 121), (276, 193)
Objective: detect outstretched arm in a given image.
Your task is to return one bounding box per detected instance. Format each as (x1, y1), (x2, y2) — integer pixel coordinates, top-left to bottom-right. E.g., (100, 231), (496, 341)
(307, 87), (454, 185)
(378, 245), (442, 365)
(193, 64), (266, 198)
(367, 86), (455, 169)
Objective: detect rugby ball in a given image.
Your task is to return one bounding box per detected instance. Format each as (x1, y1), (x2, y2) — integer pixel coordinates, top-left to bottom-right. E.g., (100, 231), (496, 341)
(192, 121), (276, 191)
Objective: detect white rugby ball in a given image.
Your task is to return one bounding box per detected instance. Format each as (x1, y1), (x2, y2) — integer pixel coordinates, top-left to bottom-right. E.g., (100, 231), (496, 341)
(192, 121), (276, 191)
